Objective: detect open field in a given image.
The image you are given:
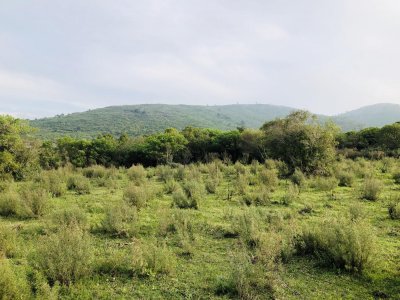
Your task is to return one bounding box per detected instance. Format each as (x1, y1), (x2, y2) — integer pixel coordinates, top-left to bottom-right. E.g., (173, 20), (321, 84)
(1, 159), (399, 299)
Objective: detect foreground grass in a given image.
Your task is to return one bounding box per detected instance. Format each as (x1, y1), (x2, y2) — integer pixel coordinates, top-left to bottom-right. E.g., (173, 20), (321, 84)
(1, 159), (399, 299)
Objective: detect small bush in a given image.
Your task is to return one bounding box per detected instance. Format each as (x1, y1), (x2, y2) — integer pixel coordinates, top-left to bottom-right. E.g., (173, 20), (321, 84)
(337, 171), (354, 187)
(0, 225), (17, 258)
(258, 169), (279, 191)
(131, 239), (176, 277)
(172, 189), (198, 209)
(388, 201), (400, 220)
(348, 202), (366, 221)
(182, 180), (204, 202)
(242, 188), (271, 207)
(67, 175), (91, 195)
(205, 178), (219, 194)
(291, 169), (306, 187)
(82, 165), (107, 179)
(311, 176), (338, 192)
(295, 218), (376, 273)
(0, 260), (31, 299)
(156, 165), (175, 182)
(235, 174), (249, 195)
(19, 186), (49, 218)
(47, 171), (66, 197)
(50, 207), (88, 229)
(127, 164), (147, 185)
(281, 184), (299, 206)
(164, 179), (180, 194)
(123, 184), (153, 209)
(360, 178), (382, 201)
(392, 171), (400, 185)
(0, 189), (20, 217)
(101, 202), (137, 237)
(32, 225), (93, 286)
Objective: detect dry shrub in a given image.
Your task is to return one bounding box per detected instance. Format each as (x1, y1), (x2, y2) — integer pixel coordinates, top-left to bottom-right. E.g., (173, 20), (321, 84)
(123, 183), (154, 209)
(127, 164), (147, 185)
(101, 201), (137, 237)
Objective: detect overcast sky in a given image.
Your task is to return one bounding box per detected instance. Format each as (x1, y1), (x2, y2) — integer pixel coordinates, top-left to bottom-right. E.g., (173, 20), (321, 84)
(1, 0), (400, 118)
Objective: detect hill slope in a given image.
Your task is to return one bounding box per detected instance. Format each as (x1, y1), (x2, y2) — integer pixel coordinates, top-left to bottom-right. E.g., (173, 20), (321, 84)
(29, 103), (400, 138)
(29, 104), (295, 138)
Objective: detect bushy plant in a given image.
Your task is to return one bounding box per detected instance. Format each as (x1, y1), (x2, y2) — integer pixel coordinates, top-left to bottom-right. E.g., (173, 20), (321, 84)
(82, 165), (107, 179)
(295, 218), (376, 273)
(242, 188), (271, 207)
(172, 189), (198, 209)
(101, 202), (137, 237)
(156, 165), (175, 183)
(393, 171), (400, 185)
(258, 169), (279, 191)
(311, 176), (338, 192)
(0, 260), (31, 299)
(50, 206), (89, 229)
(67, 175), (91, 195)
(0, 225), (17, 258)
(19, 186), (49, 218)
(46, 171), (66, 197)
(123, 184), (153, 209)
(164, 179), (180, 194)
(281, 184), (300, 206)
(205, 178), (219, 194)
(360, 178), (382, 201)
(182, 180), (204, 202)
(32, 225), (93, 286)
(388, 200), (400, 220)
(0, 189), (20, 217)
(131, 239), (176, 277)
(337, 170), (355, 187)
(127, 164), (147, 185)
(235, 174), (249, 195)
(290, 169), (306, 187)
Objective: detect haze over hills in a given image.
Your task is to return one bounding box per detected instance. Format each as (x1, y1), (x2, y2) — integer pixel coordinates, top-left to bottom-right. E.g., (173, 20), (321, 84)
(28, 103), (400, 139)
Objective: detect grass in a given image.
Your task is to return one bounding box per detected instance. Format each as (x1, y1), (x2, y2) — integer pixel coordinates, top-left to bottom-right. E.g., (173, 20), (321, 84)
(0, 159), (399, 299)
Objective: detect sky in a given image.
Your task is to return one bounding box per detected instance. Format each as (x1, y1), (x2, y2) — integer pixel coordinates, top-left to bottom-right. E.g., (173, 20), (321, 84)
(1, 0), (400, 119)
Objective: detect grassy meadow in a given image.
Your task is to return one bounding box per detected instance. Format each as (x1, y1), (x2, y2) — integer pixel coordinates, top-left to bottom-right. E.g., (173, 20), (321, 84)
(1, 158), (400, 299)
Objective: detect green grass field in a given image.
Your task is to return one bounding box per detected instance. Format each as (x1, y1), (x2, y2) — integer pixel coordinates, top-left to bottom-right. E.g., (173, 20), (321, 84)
(1, 159), (399, 299)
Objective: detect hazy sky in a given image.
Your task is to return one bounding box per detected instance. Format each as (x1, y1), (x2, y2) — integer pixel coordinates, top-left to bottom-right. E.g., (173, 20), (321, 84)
(1, 0), (400, 118)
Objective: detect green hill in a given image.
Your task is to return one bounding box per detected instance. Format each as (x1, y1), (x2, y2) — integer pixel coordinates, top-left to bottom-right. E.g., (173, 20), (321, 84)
(29, 103), (400, 139)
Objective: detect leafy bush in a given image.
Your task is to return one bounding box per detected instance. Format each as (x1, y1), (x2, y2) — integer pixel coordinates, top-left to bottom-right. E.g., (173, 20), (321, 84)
(131, 239), (176, 277)
(82, 165), (107, 179)
(242, 188), (271, 207)
(295, 218), (376, 273)
(67, 175), (91, 194)
(50, 206), (88, 229)
(281, 184), (299, 206)
(393, 171), (400, 184)
(32, 225), (93, 286)
(164, 179), (180, 194)
(0, 225), (17, 258)
(0, 260), (31, 299)
(156, 165), (175, 182)
(101, 202), (138, 237)
(311, 176), (338, 192)
(290, 169), (306, 187)
(46, 171), (66, 197)
(172, 189), (198, 209)
(388, 201), (400, 220)
(0, 189), (20, 217)
(258, 169), (279, 191)
(337, 171), (355, 187)
(182, 180), (204, 202)
(127, 164), (147, 185)
(360, 178), (382, 201)
(19, 186), (49, 218)
(123, 184), (153, 209)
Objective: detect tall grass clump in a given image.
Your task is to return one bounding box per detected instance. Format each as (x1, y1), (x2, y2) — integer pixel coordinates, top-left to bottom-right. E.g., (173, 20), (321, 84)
(172, 188), (198, 209)
(156, 165), (175, 183)
(19, 186), (49, 218)
(337, 170), (355, 187)
(101, 202), (138, 237)
(123, 183), (154, 209)
(0, 260), (31, 299)
(31, 225), (93, 286)
(67, 175), (91, 195)
(281, 184), (300, 206)
(258, 169), (279, 191)
(310, 176), (338, 192)
(131, 239), (176, 277)
(0, 188), (20, 217)
(388, 199), (400, 220)
(50, 206), (89, 230)
(0, 225), (17, 258)
(127, 164), (147, 185)
(290, 169), (306, 188)
(360, 178), (382, 201)
(295, 218), (376, 273)
(82, 165), (108, 179)
(392, 171), (400, 185)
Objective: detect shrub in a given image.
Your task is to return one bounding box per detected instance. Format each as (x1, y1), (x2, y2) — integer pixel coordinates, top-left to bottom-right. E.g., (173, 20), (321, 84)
(0, 260), (31, 299)
(337, 171), (355, 187)
(388, 201), (400, 220)
(232, 209), (263, 248)
(205, 179), (219, 194)
(0, 225), (17, 258)
(281, 184), (299, 206)
(242, 188), (271, 207)
(172, 189), (198, 209)
(67, 175), (91, 195)
(295, 218), (376, 273)
(101, 202), (137, 237)
(32, 225), (93, 286)
(164, 179), (180, 194)
(46, 171), (66, 197)
(182, 180), (204, 202)
(50, 206), (88, 229)
(127, 164), (147, 185)
(123, 184), (153, 209)
(235, 174), (249, 195)
(290, 169), (306, 187)
(360, 178), (382, 201)
(311, 176), (338, 192)
(348, 202), (366, 221)
(0, 189), (20, 217)
(82, 165), (107, 179)
(258, 169), (279, 191)
(393, 171), (400, 185)
(131, 239), (176, 277)
(19, 186), (49, 218)
(156, 165), (175, 182)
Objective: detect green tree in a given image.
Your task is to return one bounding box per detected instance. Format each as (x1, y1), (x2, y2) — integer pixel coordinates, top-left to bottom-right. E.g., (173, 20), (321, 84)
(260, 111), (338, 175)
(0, 115), (36, 180)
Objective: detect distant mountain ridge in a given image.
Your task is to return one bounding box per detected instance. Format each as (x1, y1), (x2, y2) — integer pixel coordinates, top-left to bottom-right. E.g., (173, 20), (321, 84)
(28, 103), (400, 139)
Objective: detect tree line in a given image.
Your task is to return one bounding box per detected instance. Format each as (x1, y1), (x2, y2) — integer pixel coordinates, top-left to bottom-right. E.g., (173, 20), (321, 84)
(1, 111), (399, 181)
